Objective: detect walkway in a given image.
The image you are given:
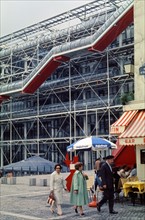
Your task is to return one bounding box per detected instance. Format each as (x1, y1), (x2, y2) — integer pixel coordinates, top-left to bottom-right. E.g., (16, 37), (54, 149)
(0, 174), (145, 220)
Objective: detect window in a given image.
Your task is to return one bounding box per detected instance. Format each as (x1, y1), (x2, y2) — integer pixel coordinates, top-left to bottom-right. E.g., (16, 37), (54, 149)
(140, 150), (145, 164)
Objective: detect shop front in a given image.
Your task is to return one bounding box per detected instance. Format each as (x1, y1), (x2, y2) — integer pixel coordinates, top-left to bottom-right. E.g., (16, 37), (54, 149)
(111, 110), (145, 180)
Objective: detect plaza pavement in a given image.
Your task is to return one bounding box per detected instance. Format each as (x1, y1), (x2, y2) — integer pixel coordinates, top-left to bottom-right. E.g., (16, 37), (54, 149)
(0, 173), (145, 220)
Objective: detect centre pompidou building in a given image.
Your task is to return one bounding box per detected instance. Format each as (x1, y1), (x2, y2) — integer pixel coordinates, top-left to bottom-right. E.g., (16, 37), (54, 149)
(0, 0), (134, 169)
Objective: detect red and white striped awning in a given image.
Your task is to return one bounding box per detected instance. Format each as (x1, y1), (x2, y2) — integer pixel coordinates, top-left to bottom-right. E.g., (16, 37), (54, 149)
(110, 110), (138, 135)
(119, 110), (145, 146)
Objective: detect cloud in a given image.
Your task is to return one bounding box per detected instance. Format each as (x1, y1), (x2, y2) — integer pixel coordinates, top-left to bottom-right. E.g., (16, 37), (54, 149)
(1, 0), (91, 36)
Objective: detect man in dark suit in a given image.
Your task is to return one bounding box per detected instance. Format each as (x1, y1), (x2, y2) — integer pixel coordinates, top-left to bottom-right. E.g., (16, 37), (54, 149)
(96, 155), (118, 214)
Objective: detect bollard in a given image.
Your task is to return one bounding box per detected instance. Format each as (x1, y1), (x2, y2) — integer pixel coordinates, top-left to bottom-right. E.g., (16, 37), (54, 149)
(1, 177), (7, 184)
(9, 177), (16, 185)
(40, 179), (47, 186)
(29, 178), (36, 186)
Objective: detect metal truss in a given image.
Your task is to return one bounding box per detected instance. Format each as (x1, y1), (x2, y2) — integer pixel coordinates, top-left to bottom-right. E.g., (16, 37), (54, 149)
(0, 0), (128, 44)
(0, 0), (135, 168)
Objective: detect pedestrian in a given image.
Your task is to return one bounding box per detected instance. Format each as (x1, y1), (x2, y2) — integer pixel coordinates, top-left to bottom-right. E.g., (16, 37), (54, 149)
(0, 169), (3, 178)
(70, 162), (89, 216)
(94, 158), (102, 190)
(99, 157), (106, 169)
(49, 164), (67, 216)
(113, 166), (121, 196)
(94, 157), (101, 174)
(96, 155), (118, 214)
(128, 164), (137, 178)
(117, 165), (130, 178)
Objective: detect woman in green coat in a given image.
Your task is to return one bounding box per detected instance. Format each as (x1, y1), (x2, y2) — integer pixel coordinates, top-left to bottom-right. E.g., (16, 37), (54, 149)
(70, 162), (89, 216)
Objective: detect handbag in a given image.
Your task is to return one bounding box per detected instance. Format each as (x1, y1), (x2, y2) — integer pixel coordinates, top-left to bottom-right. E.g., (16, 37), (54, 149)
(47, 191), (55, 205)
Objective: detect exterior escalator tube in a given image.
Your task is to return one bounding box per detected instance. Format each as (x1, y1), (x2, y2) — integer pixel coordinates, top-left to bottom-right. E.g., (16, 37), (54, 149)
(0, 0), (133, 96)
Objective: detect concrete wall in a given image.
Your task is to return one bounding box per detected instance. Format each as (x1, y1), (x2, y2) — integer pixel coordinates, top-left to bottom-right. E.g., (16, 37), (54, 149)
(134, 0), (145, 102)
(123, 0), (145, 181)
(136, 146), (145, 180)
(0, 170), (94, 185)
(0, 173), (68, 186)
(134, 0), (145, 181)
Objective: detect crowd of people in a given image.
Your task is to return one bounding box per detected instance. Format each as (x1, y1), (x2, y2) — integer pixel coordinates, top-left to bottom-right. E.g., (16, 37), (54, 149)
(48, 157), (137, 216)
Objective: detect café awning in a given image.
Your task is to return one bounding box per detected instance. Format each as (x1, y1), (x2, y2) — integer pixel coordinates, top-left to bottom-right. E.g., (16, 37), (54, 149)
(119, 110), (145, 146)
(110, 110), (138, 135)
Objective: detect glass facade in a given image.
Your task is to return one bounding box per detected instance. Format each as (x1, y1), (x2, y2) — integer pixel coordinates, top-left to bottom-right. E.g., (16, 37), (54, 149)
(0, 0), (134, 169)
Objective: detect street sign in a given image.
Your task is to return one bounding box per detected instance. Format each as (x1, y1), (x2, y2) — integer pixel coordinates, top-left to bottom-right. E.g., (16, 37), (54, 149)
(139, 63), (145, 75)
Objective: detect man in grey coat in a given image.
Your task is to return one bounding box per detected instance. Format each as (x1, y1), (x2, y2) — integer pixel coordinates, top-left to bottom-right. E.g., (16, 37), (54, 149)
(96, 155), (118, 214)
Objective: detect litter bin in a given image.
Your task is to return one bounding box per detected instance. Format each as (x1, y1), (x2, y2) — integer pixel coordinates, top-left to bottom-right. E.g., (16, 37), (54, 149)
(29, 178), (36, 186)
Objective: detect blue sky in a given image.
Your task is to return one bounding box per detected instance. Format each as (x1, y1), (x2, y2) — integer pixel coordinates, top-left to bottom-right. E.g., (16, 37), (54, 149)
(1, 0), (91, 37)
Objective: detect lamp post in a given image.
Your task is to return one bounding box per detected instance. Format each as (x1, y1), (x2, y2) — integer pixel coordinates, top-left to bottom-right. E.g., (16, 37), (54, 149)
(124, 60), (134, 74)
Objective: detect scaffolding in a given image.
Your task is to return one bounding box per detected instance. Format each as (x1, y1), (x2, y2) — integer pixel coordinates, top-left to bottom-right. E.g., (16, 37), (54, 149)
(0, 0), (134, 169)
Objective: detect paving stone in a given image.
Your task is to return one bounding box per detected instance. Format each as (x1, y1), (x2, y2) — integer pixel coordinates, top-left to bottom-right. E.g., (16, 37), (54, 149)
(0, 174), (145, 220)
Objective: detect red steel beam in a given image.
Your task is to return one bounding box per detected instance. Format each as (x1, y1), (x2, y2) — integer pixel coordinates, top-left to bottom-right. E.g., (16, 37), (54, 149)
(0, 95), (10, 104)
(89, 6), (133, 52)
(22, 55), (69, 94)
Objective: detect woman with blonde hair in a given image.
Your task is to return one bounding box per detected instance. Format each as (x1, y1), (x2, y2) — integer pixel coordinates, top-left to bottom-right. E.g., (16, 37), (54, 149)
(70, 162), (89, 216)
